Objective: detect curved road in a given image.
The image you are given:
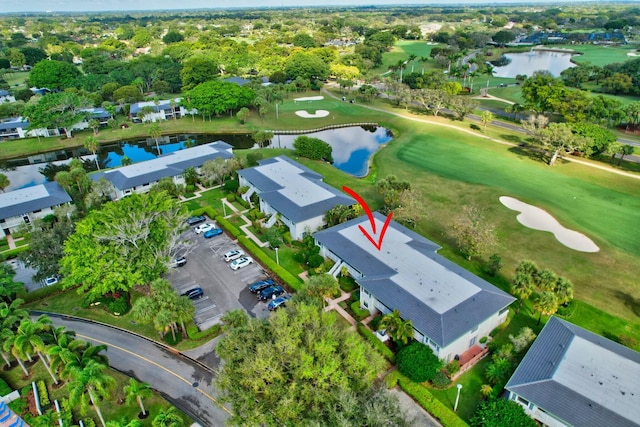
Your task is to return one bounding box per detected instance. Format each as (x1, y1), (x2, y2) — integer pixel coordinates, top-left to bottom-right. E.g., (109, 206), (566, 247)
(33, 313), (231, 427)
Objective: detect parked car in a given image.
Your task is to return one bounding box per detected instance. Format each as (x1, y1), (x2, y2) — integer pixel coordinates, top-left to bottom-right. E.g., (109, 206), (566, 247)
(223, 249), (245, 262)
(267, 294), (291, 311)
(249, 278), (275, 293)
(230, 256), (253, 270)
(181, 287), (204, 300)
(203, 228), (223, 238)
(194, 223), (216, 234)
(169, 256), (187, 268)
(186, 215), (206, 226)
(259, 285), (284, 301)
(44, 276), (59, 287)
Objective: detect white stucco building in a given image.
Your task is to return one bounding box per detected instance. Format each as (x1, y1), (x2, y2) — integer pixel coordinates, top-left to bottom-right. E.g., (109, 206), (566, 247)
(313, 212), (515, 361)
(237, 156), (355, 240)
(91, 141), (233, 200)
(506, 316), (640, 427)
(0, 182), (72, 237)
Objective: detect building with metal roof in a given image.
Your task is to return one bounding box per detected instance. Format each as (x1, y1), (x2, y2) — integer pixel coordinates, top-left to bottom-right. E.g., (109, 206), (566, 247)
(237, 156), (354, 240)
(506, 316), (640, 427)
(0, 182), (72, 237)
(314, 212), (515, 361)
(129, 98), (197, 123)
(91, 141), (233, 199)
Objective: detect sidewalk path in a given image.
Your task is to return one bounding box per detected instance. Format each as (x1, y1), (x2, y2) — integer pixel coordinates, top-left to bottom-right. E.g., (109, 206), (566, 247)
(323, 290), (357, 330)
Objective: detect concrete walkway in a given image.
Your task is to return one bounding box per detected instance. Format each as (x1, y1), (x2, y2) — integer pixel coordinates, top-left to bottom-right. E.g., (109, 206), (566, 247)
(324, 290), (357, 331)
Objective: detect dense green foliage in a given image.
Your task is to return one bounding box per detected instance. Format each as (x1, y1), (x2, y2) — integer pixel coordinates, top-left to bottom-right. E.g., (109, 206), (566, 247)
(397, 341), (442, 382)
(293, 136), (333, 162)
(470, 399), (536, 427)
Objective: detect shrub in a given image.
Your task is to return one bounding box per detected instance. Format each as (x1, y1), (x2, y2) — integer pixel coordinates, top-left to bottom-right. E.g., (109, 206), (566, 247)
(83, 418), (97, 427)
(1, 246), (29, 260)
(479, 336), (488, 344)
(307, 254), (324, 268)
(397, 341), (442, 383)
(224, 179), (239, 193)
(445, 360), (460, 376)
(185, 184), (196, 193)
(385, 371), (469, 427)
(470, 398), (536, 427)
(470, 123), (481, 131)
(226, 193), (236, 202)
(187, 323), (222, 341)
(432, 370), (452, 388)
(350, 300), (370, 321)
(282, 231), (292, 245)
(293, 135), (333, 162)
(8, 398), (26, 415)
(356, 322), (395, 363)
(0, 378), (12, 396)
(37, 380), (50, 407)
(619, 334), (639, 349)
(97, 292), (131, 315)
(215, 215), (242, 238)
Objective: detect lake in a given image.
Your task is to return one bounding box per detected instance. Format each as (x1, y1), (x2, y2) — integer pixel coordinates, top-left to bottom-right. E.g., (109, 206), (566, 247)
(492, 50), (577, 78)
(0, 126), (392, 191)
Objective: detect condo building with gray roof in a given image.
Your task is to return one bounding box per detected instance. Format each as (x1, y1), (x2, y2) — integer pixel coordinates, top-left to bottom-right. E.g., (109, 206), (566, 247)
(314, 212), (515, 361)
(506, 316), (640, 427)
(237, 156), (354, 240)
(91, 141), (233, 199)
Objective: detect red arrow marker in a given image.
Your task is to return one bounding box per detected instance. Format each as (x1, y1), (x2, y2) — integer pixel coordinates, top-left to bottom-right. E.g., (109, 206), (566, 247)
(343, 186), (393, 251)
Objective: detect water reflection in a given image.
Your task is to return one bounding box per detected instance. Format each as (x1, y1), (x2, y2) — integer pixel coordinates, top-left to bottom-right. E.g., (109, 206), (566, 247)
(493, 50), (576, 78)
(1, 127), (391, 190)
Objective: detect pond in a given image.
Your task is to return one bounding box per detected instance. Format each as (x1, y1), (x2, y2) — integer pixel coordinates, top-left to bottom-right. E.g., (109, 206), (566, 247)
(0, 125), (392, 191)
(492, 50), (577, 78)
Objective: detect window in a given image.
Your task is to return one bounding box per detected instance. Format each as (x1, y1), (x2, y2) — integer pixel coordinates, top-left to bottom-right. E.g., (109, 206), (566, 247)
(33, 209), (42, 213)
(0, 219), (5, 224)
(469, 336), (477, 347)
(517, 396), (530, 406)
(23, 215), (30, 224)
(363, 300), (368, 308)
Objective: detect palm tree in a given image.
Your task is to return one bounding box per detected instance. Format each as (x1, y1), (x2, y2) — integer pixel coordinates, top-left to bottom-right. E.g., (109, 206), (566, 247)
(174, 297), (195, 337)
(15, 316), (59, 384)
(169, 99), (177, 120)
(555, 277), (574, 305)
(419, 56), (429, 75)
(480, 384), (493, 399)
(61, 342), (109, 381)
(533, 291), (559, 325)
(106, 418), (143, 427)
(85, 135), (100, 170)
(120, 155), (133, 166)
(408, 54), (417, 73)
(380, 309), (414, 346)
(124, 378), (152, 417)
(0, 299), (28, 368)
(394, 60), (405, 83)
(486, 357), (511, 385)
(149, 123), (162, 154)
(535, 269), (557, 292)
(48, 330), (83, 379)
(0, 173), (9, 193)
(510, 272), (534, 313)
(152, 406), (182, 427)
(67, 359), (116, 427)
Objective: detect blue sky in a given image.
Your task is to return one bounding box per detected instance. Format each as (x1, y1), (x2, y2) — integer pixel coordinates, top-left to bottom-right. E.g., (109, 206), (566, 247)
(5, 1), (595, 14)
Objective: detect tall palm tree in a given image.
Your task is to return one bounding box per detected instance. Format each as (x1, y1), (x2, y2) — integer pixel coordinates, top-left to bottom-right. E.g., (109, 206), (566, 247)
(15, 316), (59, 384)
(124, 378), (152, 417)
(61, 342), (109, 381)
(408, 54), (417, 73)
(0, 299), (27, 367)
(535, 269), (557, 292)
(174, 297), (195, 337)
(67, 359), (115, 427)
(152, 406), (182, 427)
(84, 136), (100, 171)
(554, 277), (574, 305)
(419, 56), (429, 75)
(510, 272), (534, 313)
(533, 291), (559, 325)
(149, 123), (162, 154)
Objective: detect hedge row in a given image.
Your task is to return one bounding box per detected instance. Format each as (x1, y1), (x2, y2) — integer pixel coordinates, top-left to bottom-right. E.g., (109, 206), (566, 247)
(237, 236), (303, 291)
(0, 377), (12, 396)
(385, 371), (469, 427)
(186, 322), (223, 341)
(216, 215), (242, 239)
(20, 283), (65, 303)
(191, 206), (219, 221)
(356, 322), (395, 364)
(0, 246), (29, 260)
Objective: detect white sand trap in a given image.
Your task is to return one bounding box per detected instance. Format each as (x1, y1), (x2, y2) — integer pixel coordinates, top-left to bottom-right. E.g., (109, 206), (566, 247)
(499, 196), (599, 253)
(294, 96), (324, 102)
(295, 110), (330, 118)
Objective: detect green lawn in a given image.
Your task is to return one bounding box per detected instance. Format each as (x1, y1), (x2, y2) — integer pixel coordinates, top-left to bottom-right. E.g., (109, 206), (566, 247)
(372, 40), (441, 77)
(554, 44), (638, 67)
(3, 71), (29, 88)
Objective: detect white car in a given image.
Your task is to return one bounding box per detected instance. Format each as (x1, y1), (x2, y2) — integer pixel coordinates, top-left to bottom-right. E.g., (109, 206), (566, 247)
(44, 276), (59, 287)
(230, 256), (253, 270)
(194, 223), (216, 234)
(223, 249), (245, 262)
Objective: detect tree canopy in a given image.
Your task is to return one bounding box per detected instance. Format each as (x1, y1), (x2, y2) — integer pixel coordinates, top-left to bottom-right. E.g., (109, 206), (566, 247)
(470, 398), (537, 427)
(60, 191), (188, 300)
(28, 60), (81, 91)
(184, 80), (255, 118)
(293, 136), (333, 162)
(23, 92), (92, 138)
(216, 303), (392, 426)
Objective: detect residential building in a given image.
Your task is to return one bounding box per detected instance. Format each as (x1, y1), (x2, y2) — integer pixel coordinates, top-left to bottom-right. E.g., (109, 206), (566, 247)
(313, 212), (515, 361)
(91, 141), (233, 199)
(0, 182), (72, 237)
(129, 98), (196, 123)
(0, 90), (15, 104)
(0, 108), (110, 140)
(506, 316), (640, 427)
(0, 118), (29, 139)
(237, 156), (354, 240)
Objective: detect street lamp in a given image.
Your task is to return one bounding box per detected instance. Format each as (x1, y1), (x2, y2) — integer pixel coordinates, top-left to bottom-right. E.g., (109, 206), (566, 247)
(454, 384), (463, 412)
(275, 247), (279, 265)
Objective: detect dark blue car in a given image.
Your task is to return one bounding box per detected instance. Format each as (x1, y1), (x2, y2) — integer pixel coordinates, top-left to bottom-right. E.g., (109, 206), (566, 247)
(259, 285), (284, 301)
(249, 278), (275, 293)
(268, 294), (291, 311)
(203, 228), (223, 238)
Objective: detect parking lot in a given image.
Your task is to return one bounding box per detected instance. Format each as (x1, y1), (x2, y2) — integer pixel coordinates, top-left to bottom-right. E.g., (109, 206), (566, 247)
(165, 225), (277, 330)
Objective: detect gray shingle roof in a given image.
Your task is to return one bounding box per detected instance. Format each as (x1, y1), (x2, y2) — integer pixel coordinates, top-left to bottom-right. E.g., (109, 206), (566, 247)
(313, 212), (515, 348)
(91, 141), (233, 191)
(0, 182), (71, 220)
(506, 316), (640, 427)
(237, 156), (354, 223)
(129, 99), (179, 114)
(0, 119), (28, 131)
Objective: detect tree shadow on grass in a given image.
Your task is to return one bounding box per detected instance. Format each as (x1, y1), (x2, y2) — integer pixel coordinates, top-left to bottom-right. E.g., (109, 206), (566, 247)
(613, 290), (640, 318)
(507, 145), (547, 164)
(500, 134), (525, 144)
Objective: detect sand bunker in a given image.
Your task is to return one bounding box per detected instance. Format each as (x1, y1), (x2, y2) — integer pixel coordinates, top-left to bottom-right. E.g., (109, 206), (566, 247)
(499, 196), (599, 253)
(294, 96), (324, 102)
(295, 110), (330, 118)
